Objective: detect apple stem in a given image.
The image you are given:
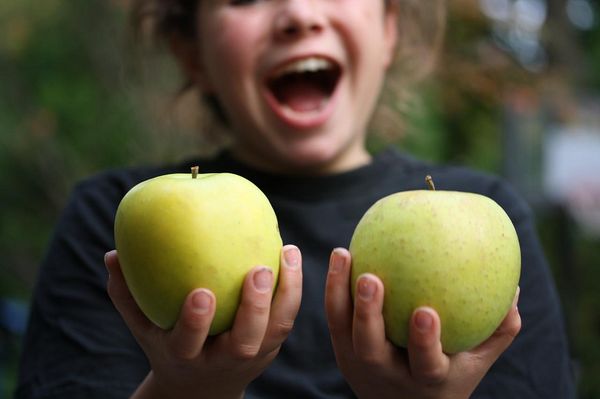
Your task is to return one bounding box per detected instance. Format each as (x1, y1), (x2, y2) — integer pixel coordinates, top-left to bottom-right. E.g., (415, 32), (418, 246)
(426, 175), (436, 191)
(191, 166), (199, 179)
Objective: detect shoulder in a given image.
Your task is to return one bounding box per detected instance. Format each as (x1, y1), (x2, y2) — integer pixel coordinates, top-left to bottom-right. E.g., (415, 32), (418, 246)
(75, 162), (181, 195)
(65, 165), (171, 217)
(59, 160), (200, 232)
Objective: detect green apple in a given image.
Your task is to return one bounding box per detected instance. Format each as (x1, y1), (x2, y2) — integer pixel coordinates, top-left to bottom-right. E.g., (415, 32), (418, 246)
(114, 167), (282, 334)
(349, 176), (520, 353)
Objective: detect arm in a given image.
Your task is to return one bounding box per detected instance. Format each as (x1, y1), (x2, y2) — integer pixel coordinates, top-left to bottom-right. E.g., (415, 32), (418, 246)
(16, 181), (149, 399)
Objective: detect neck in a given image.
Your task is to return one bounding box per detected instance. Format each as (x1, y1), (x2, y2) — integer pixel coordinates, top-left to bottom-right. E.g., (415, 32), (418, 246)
(229, 145), (372, 177)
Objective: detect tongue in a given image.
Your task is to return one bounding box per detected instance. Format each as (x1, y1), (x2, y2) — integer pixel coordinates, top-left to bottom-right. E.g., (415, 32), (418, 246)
(277, 80), (327, 112)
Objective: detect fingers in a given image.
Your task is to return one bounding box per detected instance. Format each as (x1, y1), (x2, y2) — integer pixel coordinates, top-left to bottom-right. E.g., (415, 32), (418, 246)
(104, 251), (157, 341)
(472, 286), (521, 360)
(262, 245), (303, 352)
(106, 250), (215, 361)
(107, 247), (301, 367)
(407, 307), (450, 385)
(225, 265), (275, 359)
(325, 248), (354, 350)
(167, 288), (216, 359)
(352, 273), (389, 363)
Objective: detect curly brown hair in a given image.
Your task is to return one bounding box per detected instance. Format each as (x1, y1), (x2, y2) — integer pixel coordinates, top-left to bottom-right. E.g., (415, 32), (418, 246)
(130, 0), (446, 140)
(132, 0), (198, 40)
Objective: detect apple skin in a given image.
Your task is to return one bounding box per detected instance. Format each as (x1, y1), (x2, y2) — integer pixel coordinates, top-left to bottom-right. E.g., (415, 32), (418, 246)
(349, 189), (521, 354)
(114, 171), (282, 335)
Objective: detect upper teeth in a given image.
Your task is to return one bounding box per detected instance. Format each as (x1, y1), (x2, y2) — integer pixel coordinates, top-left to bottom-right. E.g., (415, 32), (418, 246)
(275, 57), (332, 77)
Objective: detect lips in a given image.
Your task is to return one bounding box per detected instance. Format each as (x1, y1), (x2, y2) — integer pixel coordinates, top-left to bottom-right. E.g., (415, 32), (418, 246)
(264, 56), (342, 128)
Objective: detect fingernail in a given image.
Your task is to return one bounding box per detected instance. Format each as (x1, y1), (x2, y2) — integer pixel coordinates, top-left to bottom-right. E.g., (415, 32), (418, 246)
(330, 249), (345, 274)
(358, 275), (376, 301)
(284, 246), (300, 269)
(192, 290), (211, 315)
(254, 267), (273, 293)
(415, 309), (433, 333)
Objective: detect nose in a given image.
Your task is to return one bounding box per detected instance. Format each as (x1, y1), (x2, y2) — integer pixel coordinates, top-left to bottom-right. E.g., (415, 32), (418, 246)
(273, 0), (325, 41)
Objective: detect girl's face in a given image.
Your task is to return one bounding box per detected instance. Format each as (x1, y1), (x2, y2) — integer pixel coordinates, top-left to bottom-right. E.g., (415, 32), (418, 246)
(186, 0), (397, 174)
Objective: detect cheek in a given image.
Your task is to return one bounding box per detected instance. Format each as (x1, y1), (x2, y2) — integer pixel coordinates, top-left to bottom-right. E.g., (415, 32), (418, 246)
(201, 15), (265, 85)
(334, 4), (390, 63)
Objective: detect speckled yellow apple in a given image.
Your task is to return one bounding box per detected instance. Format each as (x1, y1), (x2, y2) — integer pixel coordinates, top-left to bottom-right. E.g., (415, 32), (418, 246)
(349, 177), (521, 354)
(114, 167), (282, 334)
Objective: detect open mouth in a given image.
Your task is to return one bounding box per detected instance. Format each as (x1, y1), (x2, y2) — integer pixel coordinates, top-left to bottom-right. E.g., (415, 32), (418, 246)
(266, 57), (341, 114)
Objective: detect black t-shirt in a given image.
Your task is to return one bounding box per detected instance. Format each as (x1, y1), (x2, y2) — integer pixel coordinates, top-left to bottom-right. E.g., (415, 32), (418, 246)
(16, 148), (576, 398)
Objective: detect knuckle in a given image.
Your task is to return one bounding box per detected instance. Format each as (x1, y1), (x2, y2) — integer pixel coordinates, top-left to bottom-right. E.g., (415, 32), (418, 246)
(353, 305), (375, 324)
(247, 300), (271, 317)
(231, 343), (262, 360)
(416, 366), (447, 385)
(181, 312), (207, 332)
(265, 346), (281, 360)
(355, 350), (384, 367)
(409, 336), (434, 352)
(272, 319), (295, 339)
(241, 292), (271, 315)
(170, 345), (195, 361)
(280, 279), (302, 300)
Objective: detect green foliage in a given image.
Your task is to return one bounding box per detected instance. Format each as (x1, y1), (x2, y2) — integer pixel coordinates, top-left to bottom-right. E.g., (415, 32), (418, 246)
(401, 85), (448, 163)
(0, 4), (171, 394)
(582, 20), (600, 90)
(0, 0), (183, 299)
(0, 0), (206, 286)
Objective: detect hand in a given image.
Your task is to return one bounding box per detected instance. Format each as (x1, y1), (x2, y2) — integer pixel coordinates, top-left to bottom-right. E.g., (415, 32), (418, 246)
(325, 247), (521, 399)
(104, 245), (302, 399)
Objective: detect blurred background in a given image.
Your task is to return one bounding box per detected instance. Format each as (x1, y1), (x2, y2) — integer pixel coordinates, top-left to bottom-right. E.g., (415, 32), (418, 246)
(1, 0), (599, 397)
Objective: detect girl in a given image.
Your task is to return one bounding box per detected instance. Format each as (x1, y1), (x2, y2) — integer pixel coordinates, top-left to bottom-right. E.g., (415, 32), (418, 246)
(17, 1), (575, 398)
